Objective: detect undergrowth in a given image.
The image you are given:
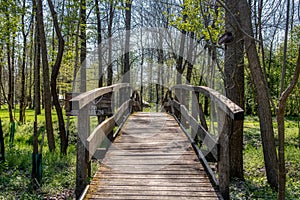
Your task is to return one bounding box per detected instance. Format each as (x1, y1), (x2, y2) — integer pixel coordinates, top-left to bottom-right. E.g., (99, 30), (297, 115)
(231, 116), (300, 199)
(0, 107), (84, 199)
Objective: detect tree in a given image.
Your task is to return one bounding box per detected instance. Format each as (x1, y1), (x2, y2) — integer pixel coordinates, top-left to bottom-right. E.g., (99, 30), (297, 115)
(277, 45), (300, 200)
(107, 0), (115, 86)
(3, 1), (17, 123)
(175, 14), (187, 85)
(95, 0), (103, 88)
(80, 0), (87, 93)
(123, 0), (132, 83)
(238, 0), (278, 189)
(34, 18), (41, 115)
(35, 0), (56, 152)
(76, 0), (88, 198)
(280, 0), (290, 96)
(47, 0), (68, 155)
(224, 0), (245, 179)
(19, 0), (30, 123)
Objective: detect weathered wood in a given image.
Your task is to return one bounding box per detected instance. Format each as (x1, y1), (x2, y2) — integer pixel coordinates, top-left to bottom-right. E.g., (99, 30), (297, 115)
(173, 85), (244, 120)
(180, 104), (218, 159)
(93, 148), (107, 160)
(218, 110), (231, 200)
(84, 112), (220, 200)
(87, 100), (132, 160)
(76, 106), (90, 198)
(71, 83), (129, 110)
(87, 117), (115, 160)
(75, 83), (131, 198)
(170, 84), (244, 200)
(114, 100), (130, 125)
(172, 99), (181, 113)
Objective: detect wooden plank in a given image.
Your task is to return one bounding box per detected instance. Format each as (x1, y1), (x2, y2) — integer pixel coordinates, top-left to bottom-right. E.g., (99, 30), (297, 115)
(180, 104), (218, 159)
(218, 111), (231, 200)
(86, 195), (216, 200)
(71, 83), (129, 110)
(173, 84), (244, 120)
(87, 99), (131, 161)
(76, 106), (90, 198)
(172, 100), (181, 112)
(114, 100), (130, 125)
(84, 112), (220, 200)
(87, 117), (115, 160)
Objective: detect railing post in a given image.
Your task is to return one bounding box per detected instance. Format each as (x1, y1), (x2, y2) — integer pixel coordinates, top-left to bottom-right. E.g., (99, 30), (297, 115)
(75, 105), (90, 199)
(191, 91), (199, 139)
(218, 109), (231, 200)
(174, 87), (181, 120)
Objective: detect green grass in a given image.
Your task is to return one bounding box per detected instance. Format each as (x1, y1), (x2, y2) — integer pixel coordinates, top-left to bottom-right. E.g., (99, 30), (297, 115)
(231, 116), (300, 199)
(0, 106), (84, 199)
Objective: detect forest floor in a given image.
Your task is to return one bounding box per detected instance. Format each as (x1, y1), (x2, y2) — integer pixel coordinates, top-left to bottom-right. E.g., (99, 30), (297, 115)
(231, 116), (300, 199)
(0, 107), (299, 199)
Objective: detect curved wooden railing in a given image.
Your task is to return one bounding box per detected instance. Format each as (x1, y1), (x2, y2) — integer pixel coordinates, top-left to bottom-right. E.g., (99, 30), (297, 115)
(70, 83), (141, 198)
(71, 83), (243, 200)
(162, 84), (244, 200)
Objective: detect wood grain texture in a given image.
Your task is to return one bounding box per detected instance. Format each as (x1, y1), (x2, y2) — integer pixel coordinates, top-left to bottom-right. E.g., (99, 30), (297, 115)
(71, 83), (129, 110)
(84, 112), (220, 200)
(173, 85), (244, 120)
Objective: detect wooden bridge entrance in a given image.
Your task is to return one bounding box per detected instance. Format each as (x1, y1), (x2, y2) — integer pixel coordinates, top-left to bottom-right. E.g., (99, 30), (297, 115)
(85, 112), (220, 199)
(71, 83), (244, 200)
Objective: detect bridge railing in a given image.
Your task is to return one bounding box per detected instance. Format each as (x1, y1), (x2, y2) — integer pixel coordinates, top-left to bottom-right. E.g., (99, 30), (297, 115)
(70, 83), (141, 198)
(162, 84), (244, 200)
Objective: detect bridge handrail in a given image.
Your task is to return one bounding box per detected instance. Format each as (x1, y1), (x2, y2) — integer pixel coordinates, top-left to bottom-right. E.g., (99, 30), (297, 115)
(173, 84), (244, 120)
(86, 99), (131, 160)
(164, 84), (244, 200)
(72, 83), (136, 198)
(71, 83), (129, 110)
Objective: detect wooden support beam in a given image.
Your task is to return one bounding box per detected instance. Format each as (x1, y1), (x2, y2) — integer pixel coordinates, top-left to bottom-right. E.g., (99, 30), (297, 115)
(218, 111), (231, 200)
(114, 100), (130, 125)
(74, 84), (130, 198)
(87, 99), (132, 161)
(180, 105), (218, 160)
(75, 106), (90, 198)
(87, 116), (115, 160)
(171, 84), (244, 200)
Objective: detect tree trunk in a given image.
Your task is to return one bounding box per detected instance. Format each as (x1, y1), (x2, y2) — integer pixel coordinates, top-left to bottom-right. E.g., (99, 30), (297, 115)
(6, 40), (14, 123)
(157, 30), (164, 108)
(5, 7), (14, 123)
(224, 0), (245, 179)
(80, 0), (87, 93)
(123, 0), (132, 84)
(95, 0), (103, 88)
(19, 0), (28, 123)
(11, 37), (15, 110)
(35, 0), (56, 152)
(148, 56), (153, 103)
(28, 9), (35, 110)
(72, 13), (80, 91)
(277, 45), (300, 200)
(239, 0), (278, 189)
(34, 19), (41, 115)
(47, 0), (68, 155)
(107, 1), (114, 86)
(158, 32), (164, 104)
(279, 0), (290, 96)
(176, 16), (187, 85)
(186, 32), (194, 84)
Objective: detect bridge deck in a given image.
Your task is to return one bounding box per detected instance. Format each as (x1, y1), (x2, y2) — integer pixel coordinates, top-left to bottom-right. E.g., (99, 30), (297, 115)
(84, 112), (220, 199)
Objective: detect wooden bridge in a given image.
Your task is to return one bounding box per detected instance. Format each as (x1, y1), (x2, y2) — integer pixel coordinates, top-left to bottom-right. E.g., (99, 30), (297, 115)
(70, 83), (244, 200)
